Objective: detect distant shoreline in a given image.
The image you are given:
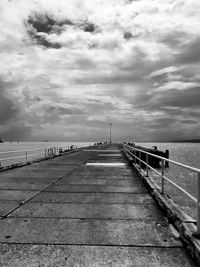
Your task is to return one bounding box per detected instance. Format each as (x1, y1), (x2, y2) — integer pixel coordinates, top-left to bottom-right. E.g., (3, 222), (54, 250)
(136, 140), (200, 143)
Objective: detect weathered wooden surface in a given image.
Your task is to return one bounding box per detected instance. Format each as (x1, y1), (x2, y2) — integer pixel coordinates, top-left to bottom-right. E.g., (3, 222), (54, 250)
(0, 144), (197, 266)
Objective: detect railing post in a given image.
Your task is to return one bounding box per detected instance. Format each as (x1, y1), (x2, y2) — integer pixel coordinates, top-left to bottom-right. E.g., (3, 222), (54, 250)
(139, 151), (141, 168)
(146, 154), (149, 177)
(197, 173), (200, 235)
(25, 151), (28, 162)
(161, 159), (165, 194)
(134, 150), (136, 163)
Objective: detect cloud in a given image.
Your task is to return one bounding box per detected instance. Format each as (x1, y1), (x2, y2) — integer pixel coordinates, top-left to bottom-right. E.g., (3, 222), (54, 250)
(0, 0), (200, 141)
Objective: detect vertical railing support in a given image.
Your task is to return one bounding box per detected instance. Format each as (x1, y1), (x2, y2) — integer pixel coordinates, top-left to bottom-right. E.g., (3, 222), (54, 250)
(197, 173), (200, 235)
(161, 159), (165, 194)
(25, 151), (28, 162)
(139, 151), (141, 168)
(134, 150), (136, 163)
(146, 154), (149, 177)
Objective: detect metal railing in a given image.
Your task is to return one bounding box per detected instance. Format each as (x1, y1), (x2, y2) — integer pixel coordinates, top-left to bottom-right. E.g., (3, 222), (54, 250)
(0, 146), (77, 168)
(123, 143), (200, 235)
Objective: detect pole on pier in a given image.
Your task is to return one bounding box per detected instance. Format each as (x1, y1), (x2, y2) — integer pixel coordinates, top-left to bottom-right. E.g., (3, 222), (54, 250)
(139, 151), (141, 168)
(109, 123), (112, 143)
(146, 154), (149, 177)
(165, 150), (169, 167)
(197, 173), (200, 235)
(161, 159), (165, 194)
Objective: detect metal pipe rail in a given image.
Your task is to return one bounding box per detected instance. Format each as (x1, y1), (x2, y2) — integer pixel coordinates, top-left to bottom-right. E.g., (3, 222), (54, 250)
(0, 147), (46, 155)
(123, 143), (200, 235)
(0, 147), (64, 167)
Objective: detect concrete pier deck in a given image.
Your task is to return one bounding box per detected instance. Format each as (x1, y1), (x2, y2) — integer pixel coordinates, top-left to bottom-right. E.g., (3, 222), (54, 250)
(0, 144), (197, 266)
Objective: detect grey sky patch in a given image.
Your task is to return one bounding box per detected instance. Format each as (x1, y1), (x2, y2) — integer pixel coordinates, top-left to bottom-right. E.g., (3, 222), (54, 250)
(180, 119), (197, 124)
(2, 123), (32, 141)
(46, 105), (86, 116)
(176, 37), (200, 64)
(153, 87), (200, 108)
(76, 57), (97, 69)
(0, 79), (19, 124)
(159, 30), (189, 48)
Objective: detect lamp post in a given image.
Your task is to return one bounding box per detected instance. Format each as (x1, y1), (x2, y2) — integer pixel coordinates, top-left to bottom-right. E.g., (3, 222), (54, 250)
(109, 123), (112, 143)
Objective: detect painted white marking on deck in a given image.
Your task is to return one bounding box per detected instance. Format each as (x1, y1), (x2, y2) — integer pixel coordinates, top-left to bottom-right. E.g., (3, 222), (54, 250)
(98, 154), (121, 156)
(86, 163), (126, 167)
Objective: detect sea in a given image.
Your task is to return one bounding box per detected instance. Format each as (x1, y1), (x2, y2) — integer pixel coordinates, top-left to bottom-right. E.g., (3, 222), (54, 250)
(0, 141), (200, 220)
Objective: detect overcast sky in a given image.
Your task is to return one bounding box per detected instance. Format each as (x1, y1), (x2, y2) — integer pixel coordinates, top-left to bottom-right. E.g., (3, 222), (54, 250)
(0, 0), (200, 142)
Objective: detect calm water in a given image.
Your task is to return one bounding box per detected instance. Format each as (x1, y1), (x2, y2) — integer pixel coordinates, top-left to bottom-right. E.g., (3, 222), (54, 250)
(0, 141), (200, 219)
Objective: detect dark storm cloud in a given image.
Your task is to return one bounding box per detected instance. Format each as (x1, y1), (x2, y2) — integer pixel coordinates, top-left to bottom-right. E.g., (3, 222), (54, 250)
(124, 31), (133, 40)
(0, 79), (19, 124)
(81, 21), (99, 33)
(26, 12), (100, 49)
(27, 13), (73, 34)
(26, 13), (71, 49)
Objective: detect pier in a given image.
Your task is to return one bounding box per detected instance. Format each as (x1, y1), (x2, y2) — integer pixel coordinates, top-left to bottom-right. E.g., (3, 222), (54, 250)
(0, 144), (199, 266)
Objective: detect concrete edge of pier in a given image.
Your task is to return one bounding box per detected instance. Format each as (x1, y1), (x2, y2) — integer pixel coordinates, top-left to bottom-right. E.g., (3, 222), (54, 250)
(0, 149), (82, 173)
(124, 150), (200, 265)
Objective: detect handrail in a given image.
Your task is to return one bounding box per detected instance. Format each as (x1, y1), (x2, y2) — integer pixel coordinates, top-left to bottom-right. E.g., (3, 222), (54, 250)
(123, 143), (200, 235)
(125, 148), (197, 203)
(0, 152), (45, 161)
(124, 143), (200, 174)
(0, 147), (46, 155)
(0, 146), (69, 167)
(0, 145), (83, 167)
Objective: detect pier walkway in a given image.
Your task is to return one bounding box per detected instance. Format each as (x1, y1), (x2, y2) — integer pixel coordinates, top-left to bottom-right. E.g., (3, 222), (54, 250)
(0, 144), (197, 266)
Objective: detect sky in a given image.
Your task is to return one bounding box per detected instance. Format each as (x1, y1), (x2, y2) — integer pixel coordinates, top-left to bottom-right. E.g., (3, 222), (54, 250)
(0, 0), (200, 142)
